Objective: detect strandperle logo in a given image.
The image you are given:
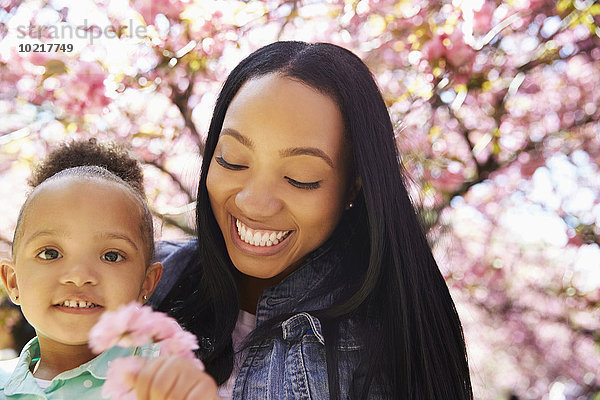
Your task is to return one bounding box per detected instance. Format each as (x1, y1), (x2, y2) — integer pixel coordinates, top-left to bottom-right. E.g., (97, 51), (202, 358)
(15, 19), (148, 45)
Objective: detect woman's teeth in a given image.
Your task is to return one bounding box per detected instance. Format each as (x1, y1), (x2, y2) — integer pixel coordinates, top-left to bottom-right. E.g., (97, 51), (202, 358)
(236, 219), (290, 247)
(60, 300), (98, 308)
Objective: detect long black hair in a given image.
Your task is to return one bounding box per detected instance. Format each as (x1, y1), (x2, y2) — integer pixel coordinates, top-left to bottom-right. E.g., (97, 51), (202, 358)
(166, 41), (472, 399)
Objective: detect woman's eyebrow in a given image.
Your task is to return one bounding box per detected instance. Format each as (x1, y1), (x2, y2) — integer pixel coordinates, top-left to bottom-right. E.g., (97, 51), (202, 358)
(279, 147), (334, 168)
(221, 128), (334, 168)
(221, 128), (254, 149)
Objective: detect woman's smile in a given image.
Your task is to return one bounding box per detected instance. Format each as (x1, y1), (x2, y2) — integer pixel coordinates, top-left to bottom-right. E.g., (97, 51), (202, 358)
(229, 215), (294, 257)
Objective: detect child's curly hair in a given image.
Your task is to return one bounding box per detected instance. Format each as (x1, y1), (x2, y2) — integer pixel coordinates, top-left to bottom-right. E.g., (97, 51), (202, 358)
(29, 138), (145, 197)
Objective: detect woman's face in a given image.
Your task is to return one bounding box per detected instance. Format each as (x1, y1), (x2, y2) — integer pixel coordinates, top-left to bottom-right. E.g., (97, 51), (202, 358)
(206, 73), (354, 280)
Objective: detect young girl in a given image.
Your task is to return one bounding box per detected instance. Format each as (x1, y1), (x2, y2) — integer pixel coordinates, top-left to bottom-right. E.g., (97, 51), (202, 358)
(146, 41), (473, 399)
(0, 139), (217, 399)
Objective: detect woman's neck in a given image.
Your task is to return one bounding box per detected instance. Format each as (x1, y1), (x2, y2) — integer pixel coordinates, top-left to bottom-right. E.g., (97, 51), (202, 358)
(33, 337), (96, 380)
(234, 256), (309, 314)
(236, 273), (278, 314)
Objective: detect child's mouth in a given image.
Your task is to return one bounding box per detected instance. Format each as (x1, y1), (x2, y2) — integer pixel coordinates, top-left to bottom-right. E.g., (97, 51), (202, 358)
(56, 300), (101, 309)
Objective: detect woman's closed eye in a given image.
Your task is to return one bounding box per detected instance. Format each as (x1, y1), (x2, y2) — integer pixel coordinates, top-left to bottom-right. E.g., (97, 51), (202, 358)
(101, 251), (125, 263)
(216, 155), (321, 189)
(36, 248), (62, 260)
(285, 177), (321, 190)
(215, 156), (246, 170)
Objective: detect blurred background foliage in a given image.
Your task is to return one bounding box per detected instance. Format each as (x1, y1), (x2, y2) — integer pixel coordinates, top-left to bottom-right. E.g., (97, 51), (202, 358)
(0, 0), (599, 398)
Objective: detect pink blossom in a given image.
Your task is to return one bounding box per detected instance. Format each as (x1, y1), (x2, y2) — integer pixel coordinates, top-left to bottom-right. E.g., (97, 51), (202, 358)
(472, 2), (495, 35)
(130, 0), (186, 25)
(89, 303), (205, 398)
(1, 0), (20, 12)
(443, 30), (476, 69)
(101, 356), (145, 400)
(422, 30), (475, 74)
(53, 61), (110, 116)
(421, 35), (445, 61)
(158, 329), (199, 358)
(88, 303), (155, 353)
(148, 316), (183, 342)
(89, 302), (200, 357)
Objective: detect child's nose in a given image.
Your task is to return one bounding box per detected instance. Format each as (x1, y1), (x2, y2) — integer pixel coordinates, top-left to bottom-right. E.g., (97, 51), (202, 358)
(59, 263), (98, 287)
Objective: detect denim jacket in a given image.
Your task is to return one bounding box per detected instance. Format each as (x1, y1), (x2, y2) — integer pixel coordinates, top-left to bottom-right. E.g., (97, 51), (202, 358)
(150, 240), (376, 399)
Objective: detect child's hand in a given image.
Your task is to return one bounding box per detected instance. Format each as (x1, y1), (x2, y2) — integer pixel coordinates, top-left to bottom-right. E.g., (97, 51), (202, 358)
(129, 355), (220, 400)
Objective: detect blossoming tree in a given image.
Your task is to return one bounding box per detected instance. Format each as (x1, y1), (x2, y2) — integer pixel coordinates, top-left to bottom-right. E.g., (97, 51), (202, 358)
(0, 0), (599, 398)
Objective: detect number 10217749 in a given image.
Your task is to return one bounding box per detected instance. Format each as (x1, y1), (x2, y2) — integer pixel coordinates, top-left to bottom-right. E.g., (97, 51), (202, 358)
(18, 43), (74, 52)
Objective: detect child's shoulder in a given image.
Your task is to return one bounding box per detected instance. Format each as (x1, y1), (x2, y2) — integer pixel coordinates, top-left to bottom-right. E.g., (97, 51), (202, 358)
(0, 357), (18, 390)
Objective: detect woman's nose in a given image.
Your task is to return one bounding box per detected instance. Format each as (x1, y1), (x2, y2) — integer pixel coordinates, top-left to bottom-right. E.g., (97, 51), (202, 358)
(234, 177), (284, 220)
(59, 262), (98, 287)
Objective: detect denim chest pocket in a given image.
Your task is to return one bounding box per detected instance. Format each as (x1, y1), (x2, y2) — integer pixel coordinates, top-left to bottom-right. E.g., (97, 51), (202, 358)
(281, 313), (329, 400)
(235, 313), (363, 400)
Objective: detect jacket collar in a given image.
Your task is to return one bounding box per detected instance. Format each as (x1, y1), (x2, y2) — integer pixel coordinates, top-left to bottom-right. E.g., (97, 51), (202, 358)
(255, 237), (343, 325)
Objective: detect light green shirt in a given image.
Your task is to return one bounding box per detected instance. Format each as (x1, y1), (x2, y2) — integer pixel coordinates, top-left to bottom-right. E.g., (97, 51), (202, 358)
(0, 337), (158, 399)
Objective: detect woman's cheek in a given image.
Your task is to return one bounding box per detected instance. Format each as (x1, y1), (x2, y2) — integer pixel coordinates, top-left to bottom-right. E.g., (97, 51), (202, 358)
(205, 161), (219, 195)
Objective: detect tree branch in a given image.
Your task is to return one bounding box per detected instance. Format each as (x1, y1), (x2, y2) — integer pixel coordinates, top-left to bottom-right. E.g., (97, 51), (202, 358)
(151, 208), (196, 237)
(170, 78), (204, 155)
(472, 287), (599, 341)
(434, 113), (596, 218)
(145, 159), (194, 202)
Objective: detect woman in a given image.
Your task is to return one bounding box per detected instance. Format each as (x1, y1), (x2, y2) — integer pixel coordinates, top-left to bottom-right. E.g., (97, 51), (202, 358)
(147, 41), (473, 399)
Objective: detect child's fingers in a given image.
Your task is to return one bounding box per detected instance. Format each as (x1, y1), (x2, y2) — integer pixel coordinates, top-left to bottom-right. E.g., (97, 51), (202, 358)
(184, 381), (222, 400)
(148, 357), (196, 400)
(132, 355), (219, 400)
(132, 356), (165, 399)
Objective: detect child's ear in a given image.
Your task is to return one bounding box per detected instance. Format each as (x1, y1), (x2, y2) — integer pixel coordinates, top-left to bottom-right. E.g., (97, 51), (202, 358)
(1, 259), (20, 305)
(139, 262), (163, 304)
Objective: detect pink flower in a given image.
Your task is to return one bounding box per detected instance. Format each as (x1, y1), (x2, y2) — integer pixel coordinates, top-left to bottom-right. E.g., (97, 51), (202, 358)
(158, 329), (199, 359)
(88, 303), (156, 353)
(472, 1), (495, 35)
(148, 316), (182, 342)
(422, 35), (445, 61)
(130, 0), (186, 24)
(89, 302), (201, 355)
(1, 0), (20, 12)
(422, 30), (476, 80)
(101, 356), (145, 400)
(89, 302), (205, 398)
(53, 61), (110, 116)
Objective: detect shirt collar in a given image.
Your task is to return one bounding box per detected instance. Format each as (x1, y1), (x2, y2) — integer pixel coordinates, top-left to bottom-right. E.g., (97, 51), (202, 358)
(2, 336), (144, 395)
(56, 345), (137, 380)
(3, 337), (45, 396)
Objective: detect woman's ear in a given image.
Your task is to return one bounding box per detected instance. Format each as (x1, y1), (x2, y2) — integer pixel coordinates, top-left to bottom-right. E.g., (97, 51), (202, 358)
(348, 175), (362, 204)
(1, 260), (20, 305)
(139, 262), (163, 303)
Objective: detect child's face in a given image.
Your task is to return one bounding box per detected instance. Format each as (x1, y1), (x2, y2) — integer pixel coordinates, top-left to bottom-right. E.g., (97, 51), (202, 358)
(1, 177), (162, 347)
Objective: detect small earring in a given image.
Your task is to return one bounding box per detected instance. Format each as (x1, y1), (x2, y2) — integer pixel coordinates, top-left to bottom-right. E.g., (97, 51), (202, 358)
(346, 202), (354, 210)
(143, 295), (148, 301)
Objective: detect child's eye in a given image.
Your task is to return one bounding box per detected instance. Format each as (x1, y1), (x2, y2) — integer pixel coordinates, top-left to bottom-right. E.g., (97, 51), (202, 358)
(36, 249), (62, 260)
(285, 177), (321, 190)
(215, 156), (247, 170)
(102, 251), (124, 263)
